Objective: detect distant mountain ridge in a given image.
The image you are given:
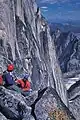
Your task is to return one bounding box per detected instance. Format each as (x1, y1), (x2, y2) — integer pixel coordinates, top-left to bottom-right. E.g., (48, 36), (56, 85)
(49, 22), (80, 33)
(51, 29), (80, 73)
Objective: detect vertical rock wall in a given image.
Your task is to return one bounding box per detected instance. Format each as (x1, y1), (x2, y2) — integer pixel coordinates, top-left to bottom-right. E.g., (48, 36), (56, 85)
(0, 0), (67, 106)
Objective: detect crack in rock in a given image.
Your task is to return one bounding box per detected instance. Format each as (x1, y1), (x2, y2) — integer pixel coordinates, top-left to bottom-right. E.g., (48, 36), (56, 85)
(31, 87), (48, 120)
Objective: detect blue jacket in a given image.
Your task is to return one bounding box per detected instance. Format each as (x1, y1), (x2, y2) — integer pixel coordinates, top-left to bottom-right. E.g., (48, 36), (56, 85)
(3, 71), (15, 86)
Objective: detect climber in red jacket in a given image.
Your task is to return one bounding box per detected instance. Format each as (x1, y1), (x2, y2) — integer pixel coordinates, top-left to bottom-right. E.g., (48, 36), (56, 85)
(16, 74), (31, 96)
(0, 73), (3, 85)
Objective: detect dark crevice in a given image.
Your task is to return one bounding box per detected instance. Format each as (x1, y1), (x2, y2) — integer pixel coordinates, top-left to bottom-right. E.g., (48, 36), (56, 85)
(31, 87), (48, 120)
(68, 80), (80, 93)
(69, 95), (80, 101)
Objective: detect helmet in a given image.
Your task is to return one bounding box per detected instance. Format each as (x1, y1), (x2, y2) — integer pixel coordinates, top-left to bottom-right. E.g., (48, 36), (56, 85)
(23, 74), (29, 80)
(7, 64), (14, 71)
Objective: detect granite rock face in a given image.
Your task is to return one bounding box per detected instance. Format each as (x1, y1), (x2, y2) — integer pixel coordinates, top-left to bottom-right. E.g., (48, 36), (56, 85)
(52, 30), (79, 73)
(0, 0), (67, 105)
(0, 112), (8, 120)
(34, 87), (75, 120)
(0, 86), (75, 120)
(0, 86), (31, 120)
(0, 0), (77, 119)
(67, 80), (80, 120)
(50, 28), (80, 120)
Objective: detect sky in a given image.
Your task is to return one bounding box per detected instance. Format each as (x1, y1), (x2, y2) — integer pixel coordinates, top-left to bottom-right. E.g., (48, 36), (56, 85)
(36, 0), (80, 23)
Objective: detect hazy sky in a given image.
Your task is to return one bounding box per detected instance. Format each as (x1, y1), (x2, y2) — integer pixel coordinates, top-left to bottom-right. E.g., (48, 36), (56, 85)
(36, 0), (80, 22)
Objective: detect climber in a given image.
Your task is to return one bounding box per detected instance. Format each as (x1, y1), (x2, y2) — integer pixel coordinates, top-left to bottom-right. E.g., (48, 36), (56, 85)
(3, 64), (21, 93)
(0, 73), (3, 86)
(16, 74), (31, 96)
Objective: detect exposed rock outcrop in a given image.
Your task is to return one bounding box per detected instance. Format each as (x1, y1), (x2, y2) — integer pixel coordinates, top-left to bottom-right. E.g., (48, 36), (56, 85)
(67, 80), (80, 120)
(0, 112), (8, 120)
(0, 0), (67, 105)
(0, 86), (75, 120)
(52, 31), (78, 73)
(34, 87), (75, 120)
(0, 0), (77, 119)
(0, 86), (31, 120)
(51, 28), (80, 119)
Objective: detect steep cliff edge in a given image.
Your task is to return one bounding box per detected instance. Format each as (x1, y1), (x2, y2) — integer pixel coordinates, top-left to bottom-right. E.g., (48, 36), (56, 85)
(0, 86), (76, 120)
(52, 29), (80, 73)
(0, 0), (68, 105)
(0, 0), (77, 119)
(50, 27), (80, 119)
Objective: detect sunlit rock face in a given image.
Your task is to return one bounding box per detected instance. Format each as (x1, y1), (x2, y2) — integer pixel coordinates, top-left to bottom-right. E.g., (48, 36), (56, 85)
(35, 87), (75, 120)
(0, 86), (75, 120)
(0, 0), (79, 119)
(50, 27), (80, 119)
(0, 0), (67, 105)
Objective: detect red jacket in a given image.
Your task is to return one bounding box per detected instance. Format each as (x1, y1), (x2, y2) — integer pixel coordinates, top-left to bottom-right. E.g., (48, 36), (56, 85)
(0, 75), (3, 85)
(16, 79), (31, 91)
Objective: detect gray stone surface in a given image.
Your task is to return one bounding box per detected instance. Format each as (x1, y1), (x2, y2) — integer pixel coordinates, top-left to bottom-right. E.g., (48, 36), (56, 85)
(0, 112), (8, 120)
(0, 86), (31, 120)
(51, 28), (80, 120)
(52, 30), (79, 73)
(0, 86), (75, 120)
(68, 80), (80, 120)
(0, 0), (67, 106)
(35, 87), (75, 120)
(0, 0), (77, 119)
(25, 91), (38, 106)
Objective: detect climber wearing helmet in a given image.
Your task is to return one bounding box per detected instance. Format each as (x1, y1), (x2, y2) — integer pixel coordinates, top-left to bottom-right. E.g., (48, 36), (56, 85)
(7, 64), (14, 71)
(3, 64), (15, 86)
(0, 73), (3, 86)
(16, 74), (31, 96)
(3, 64), (21, 93)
